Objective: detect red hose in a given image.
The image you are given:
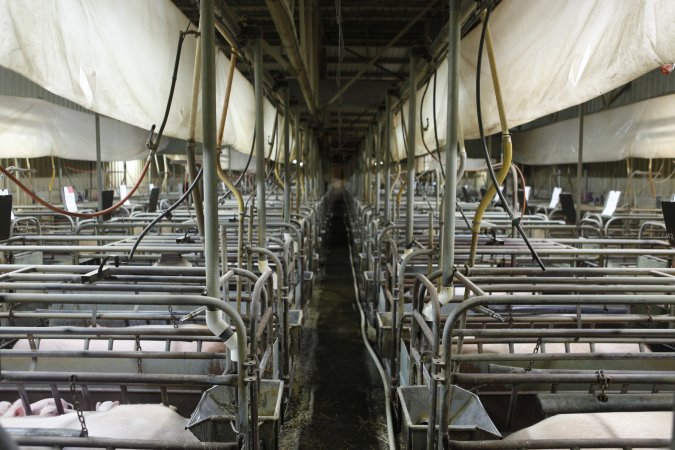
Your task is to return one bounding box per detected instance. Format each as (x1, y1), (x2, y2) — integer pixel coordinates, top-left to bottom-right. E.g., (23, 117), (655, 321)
(0, 158), (151, 219)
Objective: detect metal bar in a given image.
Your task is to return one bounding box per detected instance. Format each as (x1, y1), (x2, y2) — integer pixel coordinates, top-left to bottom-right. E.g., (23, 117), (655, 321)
(454, 373), (675, 385)
(0, 370), (238, 386)
(13, 436), (238, 449)
(1, 350), (230, 359)
(446, 438), (671, 449)
(452, 352), (675, 362)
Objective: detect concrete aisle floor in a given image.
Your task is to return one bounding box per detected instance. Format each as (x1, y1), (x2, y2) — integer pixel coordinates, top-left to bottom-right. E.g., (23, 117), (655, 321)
(280, 192), (387, 449)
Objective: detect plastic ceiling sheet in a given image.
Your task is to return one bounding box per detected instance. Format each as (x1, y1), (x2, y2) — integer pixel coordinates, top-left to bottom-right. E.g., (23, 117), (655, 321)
(513, 92), (675, 165)
(0, 0), (279, 160)
(389, 0), (675, 162)
(0, 95), (164, 161)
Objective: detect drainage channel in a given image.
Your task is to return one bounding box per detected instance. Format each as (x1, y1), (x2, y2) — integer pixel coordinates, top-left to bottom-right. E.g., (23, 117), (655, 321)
(280, 192), (387, 449)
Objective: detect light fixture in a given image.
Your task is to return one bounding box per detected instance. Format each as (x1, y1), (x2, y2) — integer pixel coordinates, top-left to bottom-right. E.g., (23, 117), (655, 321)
(292, 159), (297, 164)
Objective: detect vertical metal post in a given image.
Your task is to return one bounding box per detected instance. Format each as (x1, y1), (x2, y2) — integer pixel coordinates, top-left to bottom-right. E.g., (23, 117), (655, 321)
(576, 102), (584, 226)
(201, 2), (249, 444)
(283, 87), (291, 222)
(304, 127), (310, 203)
(384, 95), (392, 223)
(439, 0), (461, 446)
(201, 1), (219, 299)
(406, 50), (418, 248)
(365, 131), (372, 205)
(441, 9), (460, 287)
(253, 31), (266, 250)
(375, 122), (382, 214)
(295, 128), (301, 214)
(95, 113), (103, 224)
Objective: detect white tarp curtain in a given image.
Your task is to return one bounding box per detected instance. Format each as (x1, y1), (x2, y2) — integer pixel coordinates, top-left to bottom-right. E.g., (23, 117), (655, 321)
(0, 95), (165, 160)
(389, 0), (675, 162)
(0, 0), (280, 161)
(513, 92), (675, 165)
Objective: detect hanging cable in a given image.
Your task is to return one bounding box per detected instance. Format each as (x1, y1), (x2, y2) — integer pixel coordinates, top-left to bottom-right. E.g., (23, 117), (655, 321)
(419, 74), (444, 173)
(128, 167), (203, 261)
(474, 3), (544, 270)
(0, 159), (151, 219)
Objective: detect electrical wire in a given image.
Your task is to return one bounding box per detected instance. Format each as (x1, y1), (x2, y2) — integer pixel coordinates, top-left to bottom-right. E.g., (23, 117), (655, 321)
(419, 74), (444, 174)
(476, 3), (544, 270)
(0, 160), (151, 219)
(127, 167), (203, 262)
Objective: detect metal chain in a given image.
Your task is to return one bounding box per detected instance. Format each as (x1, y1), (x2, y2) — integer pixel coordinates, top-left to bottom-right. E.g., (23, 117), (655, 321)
(135, 335), (143, 374)
(168, 306), (179, 328)
(524, 337), (543, 372)
(646, 305), (653, 326)
(69, 375), (88, 437)
(596, 369), (611, 402)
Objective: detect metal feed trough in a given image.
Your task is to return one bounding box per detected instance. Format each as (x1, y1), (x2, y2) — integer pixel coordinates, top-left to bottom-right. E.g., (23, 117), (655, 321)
(397, 384), (500, 450)
(188, 379), (284, 449)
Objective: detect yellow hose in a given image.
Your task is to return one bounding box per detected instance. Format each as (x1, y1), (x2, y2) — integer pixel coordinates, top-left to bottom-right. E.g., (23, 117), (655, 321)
(273, 157), (285, 190)
(48, 157), (56, 194)
(216, 50), (243, 214)
(396, 175), (407, 212)
(468, 17), (511, 267)
(215, 49), (243, 309)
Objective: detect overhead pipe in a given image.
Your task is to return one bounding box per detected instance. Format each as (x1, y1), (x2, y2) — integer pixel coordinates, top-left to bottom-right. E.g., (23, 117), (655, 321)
(187, 29), (205, 237)
(265, 0), (317, 116)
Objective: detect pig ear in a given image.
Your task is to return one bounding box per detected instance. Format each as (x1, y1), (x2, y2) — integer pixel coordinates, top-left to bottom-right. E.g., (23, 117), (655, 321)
(95, 401), (101, 409)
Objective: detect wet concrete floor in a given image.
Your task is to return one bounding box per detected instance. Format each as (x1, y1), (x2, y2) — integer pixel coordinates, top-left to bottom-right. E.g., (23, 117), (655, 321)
(280, 192), (387, 449)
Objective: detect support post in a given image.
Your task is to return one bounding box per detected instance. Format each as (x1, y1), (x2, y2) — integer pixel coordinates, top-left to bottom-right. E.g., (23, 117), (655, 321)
(441, 7), (459, 287)
(375, 121), (382, 215)
(384, 94), (393, 223)
(283, 87), (291, 222)
(95, 113), (104, 224)
(406, 49), (419, 249)
(439, 1), (461, 447)
(253, 30), (266, 251)
(576, 102), (584, 226)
